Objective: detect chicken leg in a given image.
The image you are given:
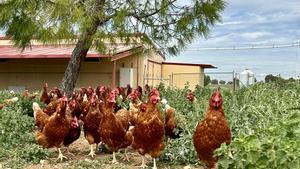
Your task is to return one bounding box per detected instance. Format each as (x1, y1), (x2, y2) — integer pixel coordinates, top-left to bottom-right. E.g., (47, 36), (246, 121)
(121, 148), (130, 162)
(87, 144), (96, 158)
(138, 155), (148, 168)
(65, 147), (75, 156)
(152, 158), (157, 169)
(112, 152), (119, 164)
(57, 148), (67, 161)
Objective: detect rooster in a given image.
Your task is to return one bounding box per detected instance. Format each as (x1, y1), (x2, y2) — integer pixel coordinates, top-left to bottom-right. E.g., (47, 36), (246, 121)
(99, 89), (133, 163)
(34, 94), (79, 161)
(131, 87), (165, 169)
(193, 88), (231, 169)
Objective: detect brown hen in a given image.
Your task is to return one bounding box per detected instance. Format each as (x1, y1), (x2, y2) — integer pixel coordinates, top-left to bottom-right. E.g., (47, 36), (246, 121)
(99, 89), (133, 164)
(33, 102), (49, 131)
(83, 93), (102, 158)
(40, 83), (50, 105)
(35, 95), (78, 161)
(193, 89), (231, 169)
(131, 88), (165, 169)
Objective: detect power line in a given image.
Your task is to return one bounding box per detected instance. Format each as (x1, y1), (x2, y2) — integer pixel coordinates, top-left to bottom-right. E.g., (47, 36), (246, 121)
(184, 42), (300, 51)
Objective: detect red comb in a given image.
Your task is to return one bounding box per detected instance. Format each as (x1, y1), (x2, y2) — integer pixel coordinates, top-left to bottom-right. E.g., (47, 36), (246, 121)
(62, 93), (68, 101)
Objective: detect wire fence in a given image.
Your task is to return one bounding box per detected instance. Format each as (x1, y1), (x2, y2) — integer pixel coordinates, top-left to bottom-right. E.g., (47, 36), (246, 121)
(143, 71), (243, 91)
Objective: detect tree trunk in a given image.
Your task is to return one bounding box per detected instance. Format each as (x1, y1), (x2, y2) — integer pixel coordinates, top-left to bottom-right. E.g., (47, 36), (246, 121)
(59, 1), (105, 97)
(59, 36), (93, 97)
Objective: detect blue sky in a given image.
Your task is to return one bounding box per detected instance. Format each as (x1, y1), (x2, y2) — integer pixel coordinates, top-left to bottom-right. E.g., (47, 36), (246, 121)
(1, 1), (300, 81)
(167, 0), (300, 81)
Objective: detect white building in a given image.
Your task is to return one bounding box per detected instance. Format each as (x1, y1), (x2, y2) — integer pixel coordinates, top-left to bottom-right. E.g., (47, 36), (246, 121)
(239, 69), (255, 87)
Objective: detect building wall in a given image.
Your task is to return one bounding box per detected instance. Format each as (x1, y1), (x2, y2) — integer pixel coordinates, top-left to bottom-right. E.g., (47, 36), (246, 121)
(0, 59), (116, 91)
(162, 64), (204, 89)
(144, 49), (164, 86)
(116, 53), (140, 88)
(0, 50), (165, 91)
(146, 61), (162, 86)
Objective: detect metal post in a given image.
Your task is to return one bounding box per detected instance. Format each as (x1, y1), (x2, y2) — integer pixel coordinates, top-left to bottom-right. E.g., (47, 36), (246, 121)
(232, 71), (235, 91)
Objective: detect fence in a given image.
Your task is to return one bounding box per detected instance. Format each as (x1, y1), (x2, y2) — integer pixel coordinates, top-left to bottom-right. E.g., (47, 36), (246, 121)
(143, 76), (171, 87)
(143, 71), (241, 90)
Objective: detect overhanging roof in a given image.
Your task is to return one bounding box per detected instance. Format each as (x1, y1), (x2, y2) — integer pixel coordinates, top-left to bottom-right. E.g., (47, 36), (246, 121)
(0, 35), (165, 60)
(162, 61), (216, 68)
(0, 45), (108, 59)
(0, 44), (143, 60)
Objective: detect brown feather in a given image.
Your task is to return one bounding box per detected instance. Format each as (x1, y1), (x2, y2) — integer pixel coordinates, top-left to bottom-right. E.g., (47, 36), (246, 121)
(193, 106), (231, 169)
(132, 103), (165, 158)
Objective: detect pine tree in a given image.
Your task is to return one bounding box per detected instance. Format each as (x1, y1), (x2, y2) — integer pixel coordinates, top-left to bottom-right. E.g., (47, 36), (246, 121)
(0, 0), (226, 96)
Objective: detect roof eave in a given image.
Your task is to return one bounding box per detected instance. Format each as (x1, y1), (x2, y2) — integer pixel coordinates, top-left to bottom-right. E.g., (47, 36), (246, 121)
(162, 61), (216, 68)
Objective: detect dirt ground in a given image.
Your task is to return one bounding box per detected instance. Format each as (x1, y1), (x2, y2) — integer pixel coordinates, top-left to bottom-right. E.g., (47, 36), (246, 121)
(24, 133), (203, 169)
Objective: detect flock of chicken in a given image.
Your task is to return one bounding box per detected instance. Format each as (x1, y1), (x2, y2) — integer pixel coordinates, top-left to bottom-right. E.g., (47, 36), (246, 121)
(32, 83), (231, 169)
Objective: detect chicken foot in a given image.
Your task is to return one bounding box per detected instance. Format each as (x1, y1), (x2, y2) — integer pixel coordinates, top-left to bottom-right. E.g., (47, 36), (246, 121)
(57, 148), (67, 161)
(65, 147), (75, 156)
(87, 144), (96, 158)
(112, 152), (119, 164)
(121, 148), (130, 162)
(138, 155), (148, 168)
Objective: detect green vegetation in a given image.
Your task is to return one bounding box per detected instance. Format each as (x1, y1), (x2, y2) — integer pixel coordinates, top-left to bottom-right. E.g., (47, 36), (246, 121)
(159, 81), (300, 168)
(0, 92), (49, 169)
(204, 75), (211, 86)
(0, 80), (300, 168)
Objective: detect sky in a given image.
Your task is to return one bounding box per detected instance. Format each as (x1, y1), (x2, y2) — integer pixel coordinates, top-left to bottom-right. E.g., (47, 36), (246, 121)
(167, 0), (300, 81)
(1, 1), (300, 81)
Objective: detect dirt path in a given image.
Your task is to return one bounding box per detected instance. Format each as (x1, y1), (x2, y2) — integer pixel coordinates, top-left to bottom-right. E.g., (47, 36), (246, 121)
(25, 134), (203, 169)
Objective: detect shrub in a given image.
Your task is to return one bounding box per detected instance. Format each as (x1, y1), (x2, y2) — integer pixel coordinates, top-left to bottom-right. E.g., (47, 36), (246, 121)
(211, 79), (218, 85)
(219, 80), (226, 85)
(204, 75), (211, 86)
(0, 91), (49, 168)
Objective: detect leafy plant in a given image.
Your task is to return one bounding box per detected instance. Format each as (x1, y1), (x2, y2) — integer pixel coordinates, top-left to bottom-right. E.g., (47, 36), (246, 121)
(0, 91), (49, 168)
(1, 81), (300, 168)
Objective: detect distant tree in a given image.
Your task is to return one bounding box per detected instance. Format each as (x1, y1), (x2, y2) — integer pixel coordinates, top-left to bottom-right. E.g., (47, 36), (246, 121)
(0, 0), (226, 96)
(211, 79), (218, 85)
(265, 74), (284, 83)
(288, 77), (296, 82)
(227, 81), (233, 85)
(204, 75), (211, 86)
(265, 74), (275, 83)
(219, 80), (226, 85)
